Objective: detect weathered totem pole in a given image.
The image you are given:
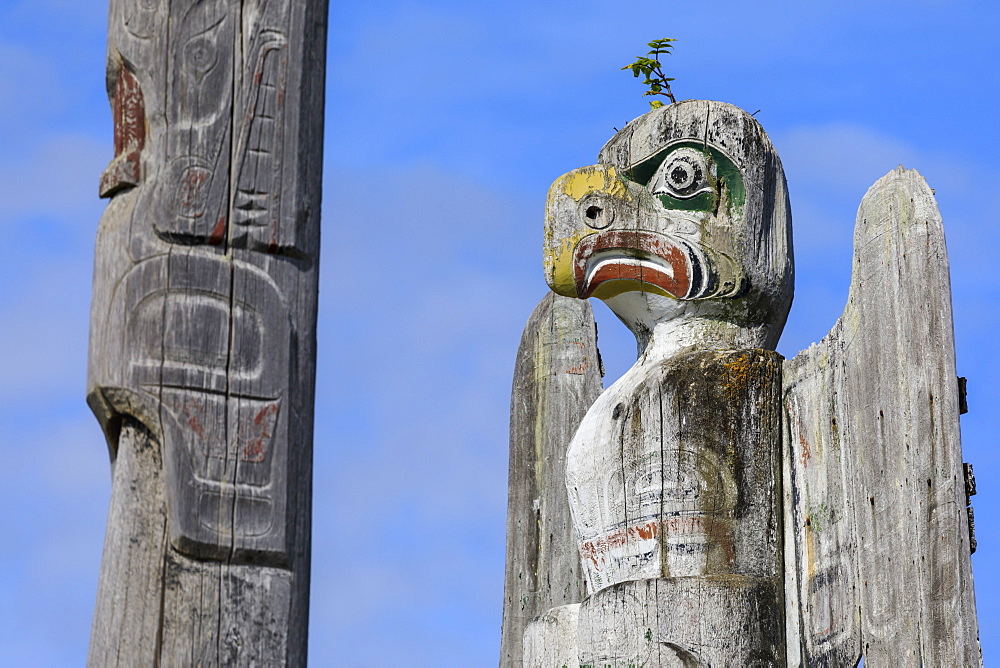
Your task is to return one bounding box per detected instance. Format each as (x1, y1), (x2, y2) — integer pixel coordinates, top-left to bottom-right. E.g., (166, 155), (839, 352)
(87, 1), (327, 664)
(502, 100), (980, 666)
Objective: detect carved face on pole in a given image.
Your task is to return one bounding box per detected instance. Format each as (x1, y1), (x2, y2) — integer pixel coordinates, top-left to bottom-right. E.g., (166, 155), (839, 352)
(544, 100), (793, 349)
(87, 1), (320, 565)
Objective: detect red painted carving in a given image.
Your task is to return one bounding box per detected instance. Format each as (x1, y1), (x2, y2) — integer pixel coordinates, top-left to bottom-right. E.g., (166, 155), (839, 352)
(99, 64), (146, 198)
(178, 166), (211, 217)
(239, 402), (279, 462)
(208, 216), (227, 245)
(573, 230), (693, 299)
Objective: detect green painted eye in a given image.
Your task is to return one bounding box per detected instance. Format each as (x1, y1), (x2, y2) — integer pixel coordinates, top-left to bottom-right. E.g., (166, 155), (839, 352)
(624, 141), (745, 215)
(649, 148), (712, 200)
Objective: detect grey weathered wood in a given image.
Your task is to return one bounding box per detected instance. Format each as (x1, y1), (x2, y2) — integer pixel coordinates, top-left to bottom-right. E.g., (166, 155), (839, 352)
(88, 419), (169, 664)
(87, 0), (327, 662)
(782, 371), (860, 666)
(500, 292), (603, 666)
(89, 419), (298, 665)
(783, 167), (981, 666)
(578, 576), (784, 665)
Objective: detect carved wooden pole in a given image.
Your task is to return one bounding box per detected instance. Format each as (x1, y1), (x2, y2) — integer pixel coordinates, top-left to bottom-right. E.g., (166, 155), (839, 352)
(507, 100), (793, 665)
(86, 0), (327, 664)
(507, 100), (980, 666)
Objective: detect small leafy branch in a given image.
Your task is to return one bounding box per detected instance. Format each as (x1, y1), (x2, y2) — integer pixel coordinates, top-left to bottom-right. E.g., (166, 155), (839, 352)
(622, 38), (677, 109)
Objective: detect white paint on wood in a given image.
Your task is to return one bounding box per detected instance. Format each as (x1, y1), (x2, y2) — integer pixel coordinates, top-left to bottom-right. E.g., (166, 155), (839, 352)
(577, 576), (784, 665)
(566, 348), (784, 594)
(522, 604), (580, 668)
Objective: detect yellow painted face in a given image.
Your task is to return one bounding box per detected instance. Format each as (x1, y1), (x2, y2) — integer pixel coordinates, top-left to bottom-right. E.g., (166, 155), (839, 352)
(543, 148), (745, 305)
(543, 165), (633, 297)
(542, 101), (793, 340)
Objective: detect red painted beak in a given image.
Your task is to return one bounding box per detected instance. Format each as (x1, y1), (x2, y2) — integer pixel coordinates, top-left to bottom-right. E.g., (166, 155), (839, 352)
(574, 230), (699, 299)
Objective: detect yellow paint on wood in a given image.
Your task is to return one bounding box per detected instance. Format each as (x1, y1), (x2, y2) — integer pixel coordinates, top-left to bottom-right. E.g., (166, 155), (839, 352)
(589, 279), (673, 301)
(544, 165), (634, 297)
(544, 226), (589, 297)
(559, 166), (628, 201)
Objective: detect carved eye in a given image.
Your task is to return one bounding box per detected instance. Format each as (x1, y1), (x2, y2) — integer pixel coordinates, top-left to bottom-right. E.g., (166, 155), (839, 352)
(185, 36), (219, 74)
(183, 15), (226, 76)
(649, 147), (712, 199)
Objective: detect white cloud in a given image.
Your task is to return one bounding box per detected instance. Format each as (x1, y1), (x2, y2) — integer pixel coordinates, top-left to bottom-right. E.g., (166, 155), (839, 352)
(774, 123), (976, 203)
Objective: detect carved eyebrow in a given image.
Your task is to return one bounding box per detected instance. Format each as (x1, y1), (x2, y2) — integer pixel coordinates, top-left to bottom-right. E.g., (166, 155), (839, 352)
(626, 143), (713, 186)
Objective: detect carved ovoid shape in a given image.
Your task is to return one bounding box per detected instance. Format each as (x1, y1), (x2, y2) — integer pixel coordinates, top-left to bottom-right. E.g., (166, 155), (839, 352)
(89, 9), (308, 565)
(99, 63), (145, 198)
(110, 254), (291, 562)
(154, 0), (234, 244)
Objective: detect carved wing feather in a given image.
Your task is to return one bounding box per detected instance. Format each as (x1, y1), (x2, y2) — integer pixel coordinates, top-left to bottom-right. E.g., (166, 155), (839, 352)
(500, 293), (603, 666)
(783, 167), (980, 666)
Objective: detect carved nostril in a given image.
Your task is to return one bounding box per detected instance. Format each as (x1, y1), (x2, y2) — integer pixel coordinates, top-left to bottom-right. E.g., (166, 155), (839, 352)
(586, 205), (603, 220)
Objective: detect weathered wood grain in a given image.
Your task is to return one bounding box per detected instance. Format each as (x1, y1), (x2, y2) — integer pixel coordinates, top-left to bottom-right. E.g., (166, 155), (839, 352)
(88, 419), (169, 665)
(87, 0), (327, 662)
(782, 371), (860, 666)
(784, 167), (981, 666)
(500, 293), (603, 667)
(89, 419), (298, 665)
(578, 575), (784, 666)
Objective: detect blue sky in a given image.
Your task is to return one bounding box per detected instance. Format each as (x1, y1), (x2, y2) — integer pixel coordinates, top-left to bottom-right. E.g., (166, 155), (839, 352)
(1, 0), (998, 664)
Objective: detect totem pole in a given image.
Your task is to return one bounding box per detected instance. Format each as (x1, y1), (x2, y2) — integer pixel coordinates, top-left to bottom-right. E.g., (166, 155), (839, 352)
(501, 100), (980, 666)
(87, 1), (327, 664)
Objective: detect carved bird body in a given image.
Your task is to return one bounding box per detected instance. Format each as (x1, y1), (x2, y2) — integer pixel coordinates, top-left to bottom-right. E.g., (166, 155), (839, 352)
(506, 100), (980, 666)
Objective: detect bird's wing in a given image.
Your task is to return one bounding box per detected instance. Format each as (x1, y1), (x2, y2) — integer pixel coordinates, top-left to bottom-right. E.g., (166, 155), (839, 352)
(500, 292), (603, 665)
(782, 167), (979, 666)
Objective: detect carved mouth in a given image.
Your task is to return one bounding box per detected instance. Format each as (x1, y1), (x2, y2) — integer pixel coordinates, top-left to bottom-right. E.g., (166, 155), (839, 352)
(574, 230), (708, 299)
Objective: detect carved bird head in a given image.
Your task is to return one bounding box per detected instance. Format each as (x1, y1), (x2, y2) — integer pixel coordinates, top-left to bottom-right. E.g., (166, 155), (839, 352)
(544, 100), (793, 349)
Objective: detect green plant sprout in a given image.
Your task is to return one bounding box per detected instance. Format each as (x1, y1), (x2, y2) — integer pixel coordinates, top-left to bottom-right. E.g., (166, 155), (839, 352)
(622, 38), (677, 109)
